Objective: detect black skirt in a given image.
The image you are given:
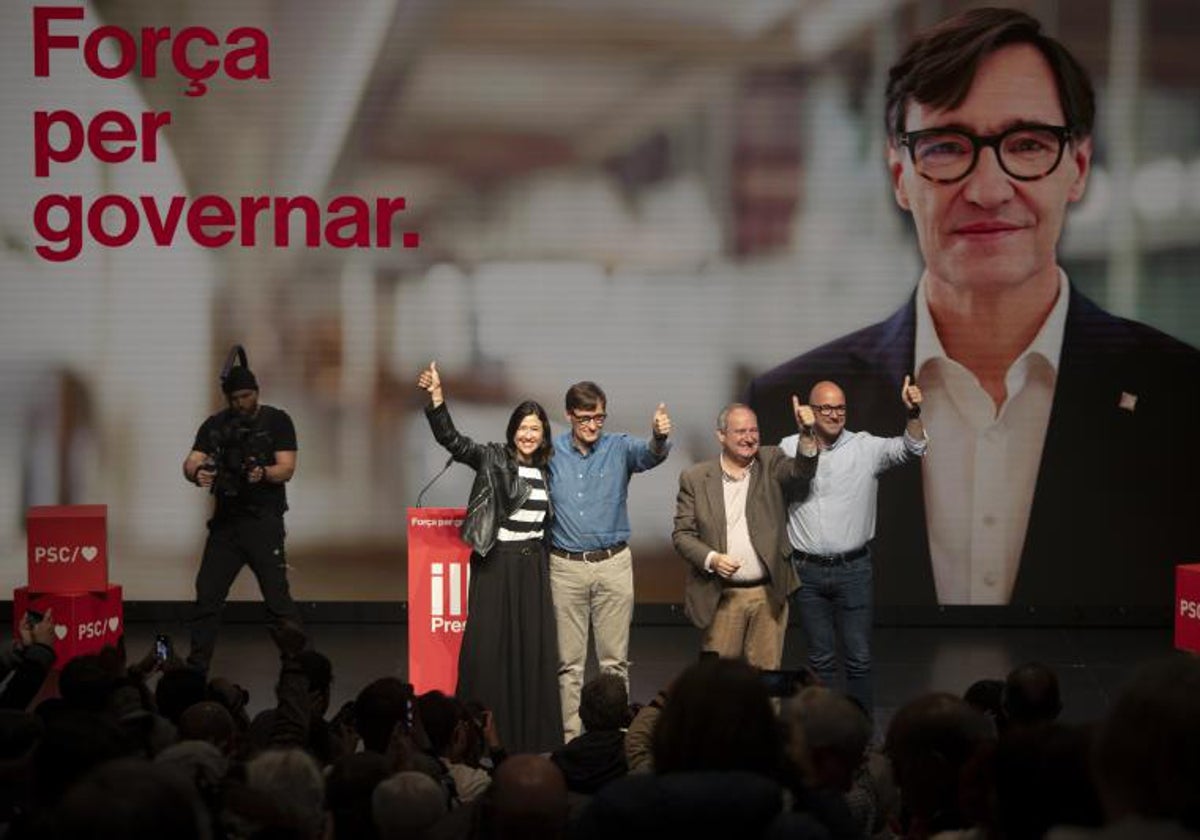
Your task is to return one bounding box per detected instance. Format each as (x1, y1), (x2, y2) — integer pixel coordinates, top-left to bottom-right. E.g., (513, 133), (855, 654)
(456, 538), (563, 753)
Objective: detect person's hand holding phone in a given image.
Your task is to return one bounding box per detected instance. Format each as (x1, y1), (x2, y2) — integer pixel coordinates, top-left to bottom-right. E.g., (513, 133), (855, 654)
(155, 634), (173, 663)
(19, 608), (54, 648)
(479, 708), (503, 751)
(129, 645), (158, 678)
(17, 609), (39, 646)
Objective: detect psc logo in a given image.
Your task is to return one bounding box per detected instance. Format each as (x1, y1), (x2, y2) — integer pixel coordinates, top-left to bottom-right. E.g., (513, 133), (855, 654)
(1181, 599), (1200, 620)
(78, 616), (121, 639)
(33, 545), (99, 564)
(50, 615), (121, 641)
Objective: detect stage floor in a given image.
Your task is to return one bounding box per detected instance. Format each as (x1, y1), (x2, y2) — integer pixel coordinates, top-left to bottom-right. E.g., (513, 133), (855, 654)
(118, 620), (1174, 734)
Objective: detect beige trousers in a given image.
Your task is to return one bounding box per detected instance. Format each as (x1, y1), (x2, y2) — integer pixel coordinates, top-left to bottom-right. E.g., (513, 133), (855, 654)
(549, 547), (634, 741)
(700, 585), (787, 669)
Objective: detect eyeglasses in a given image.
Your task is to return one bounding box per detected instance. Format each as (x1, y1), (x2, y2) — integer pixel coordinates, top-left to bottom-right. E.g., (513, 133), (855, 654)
(813, 404), (847, 416)
(897, 123), (1072, 184)
(571, 413), (607, 427)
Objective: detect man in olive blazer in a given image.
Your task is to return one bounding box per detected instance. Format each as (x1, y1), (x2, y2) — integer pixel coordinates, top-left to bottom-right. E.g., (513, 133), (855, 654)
(672, 401), (817, 667)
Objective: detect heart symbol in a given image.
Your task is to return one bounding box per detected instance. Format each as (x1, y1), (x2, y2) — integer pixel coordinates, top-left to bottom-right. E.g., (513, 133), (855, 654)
(54, 625), (68, 640)
(107, 616), (119, 633)
(81, 546), (98, 561)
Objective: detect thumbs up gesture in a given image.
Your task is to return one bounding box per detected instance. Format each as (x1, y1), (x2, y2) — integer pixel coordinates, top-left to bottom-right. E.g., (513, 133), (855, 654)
(417, 361), (444, 407)
(901, 375), (922, 409)
(792, 395), (815, 431)
(652, 403), (672, 441)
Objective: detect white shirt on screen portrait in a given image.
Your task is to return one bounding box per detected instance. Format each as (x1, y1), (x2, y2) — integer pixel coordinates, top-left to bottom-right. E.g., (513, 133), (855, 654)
(914, 270), (1069, 605)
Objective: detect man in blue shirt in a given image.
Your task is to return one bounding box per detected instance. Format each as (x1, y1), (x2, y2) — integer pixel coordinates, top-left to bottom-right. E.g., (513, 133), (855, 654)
(548, 381), (672, 741)
(780, 377), (926, 715)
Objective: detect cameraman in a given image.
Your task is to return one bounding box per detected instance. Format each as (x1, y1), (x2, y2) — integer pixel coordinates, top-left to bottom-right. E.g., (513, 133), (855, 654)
(182, 361), (301, 674)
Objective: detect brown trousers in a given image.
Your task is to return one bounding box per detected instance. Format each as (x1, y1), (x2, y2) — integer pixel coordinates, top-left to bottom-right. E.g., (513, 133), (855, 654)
(700, 585), (787, 668)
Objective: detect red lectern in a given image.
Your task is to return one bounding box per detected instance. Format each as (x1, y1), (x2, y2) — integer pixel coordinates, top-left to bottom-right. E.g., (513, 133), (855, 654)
(407, 508), (471, 694)
(14, 505), (123, 665)
(1176, 564), (1200, 653)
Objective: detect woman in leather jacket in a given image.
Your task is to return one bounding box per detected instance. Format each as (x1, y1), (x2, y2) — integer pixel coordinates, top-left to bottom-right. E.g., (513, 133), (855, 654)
(417, 361), (563, 754)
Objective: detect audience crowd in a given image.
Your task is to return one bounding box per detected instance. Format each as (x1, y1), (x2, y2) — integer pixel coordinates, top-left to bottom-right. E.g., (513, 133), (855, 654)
(1, 609), (1198, 839)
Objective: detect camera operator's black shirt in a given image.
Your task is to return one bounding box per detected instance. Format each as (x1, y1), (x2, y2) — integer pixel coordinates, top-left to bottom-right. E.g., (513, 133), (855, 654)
(192, 404), (298, 517)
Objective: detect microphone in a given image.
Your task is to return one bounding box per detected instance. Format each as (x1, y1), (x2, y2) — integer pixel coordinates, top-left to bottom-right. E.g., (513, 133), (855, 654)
(416, 456), (455, 507)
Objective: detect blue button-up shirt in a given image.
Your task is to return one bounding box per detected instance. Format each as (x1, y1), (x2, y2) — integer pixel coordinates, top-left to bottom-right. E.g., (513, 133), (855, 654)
(548, 431), (670, 551)
(780, 429), (926, 554)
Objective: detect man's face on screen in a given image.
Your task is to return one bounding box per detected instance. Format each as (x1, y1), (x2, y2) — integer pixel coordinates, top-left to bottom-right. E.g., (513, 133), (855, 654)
(888, 43), (1091, 297)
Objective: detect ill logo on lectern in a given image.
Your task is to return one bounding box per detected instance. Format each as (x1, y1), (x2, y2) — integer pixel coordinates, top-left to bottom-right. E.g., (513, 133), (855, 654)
(429, 560), (470, 633)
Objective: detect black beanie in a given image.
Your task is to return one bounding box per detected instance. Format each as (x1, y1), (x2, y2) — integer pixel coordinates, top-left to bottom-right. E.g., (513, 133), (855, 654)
(221, 366), (259, 394)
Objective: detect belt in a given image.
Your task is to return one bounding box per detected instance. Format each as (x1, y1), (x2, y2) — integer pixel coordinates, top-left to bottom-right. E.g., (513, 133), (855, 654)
(792, 546), (868, 567)
(723, 578), (768, 589)
(551, 542), (627, 563)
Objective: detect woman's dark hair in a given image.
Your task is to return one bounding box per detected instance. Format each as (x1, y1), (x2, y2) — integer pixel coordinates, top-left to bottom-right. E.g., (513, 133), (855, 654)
(505, 400), (553, 467)
(885, 7), (1095, 139)
(651, 658), (781, 777)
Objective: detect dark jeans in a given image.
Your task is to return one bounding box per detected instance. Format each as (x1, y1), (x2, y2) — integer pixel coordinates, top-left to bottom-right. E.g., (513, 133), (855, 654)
(187, 512), (300, 672)
(793, 551), (874, 713)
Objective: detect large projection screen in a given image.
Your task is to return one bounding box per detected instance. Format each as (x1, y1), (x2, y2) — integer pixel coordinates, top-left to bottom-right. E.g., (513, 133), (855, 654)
(2, 1), (1197, 621)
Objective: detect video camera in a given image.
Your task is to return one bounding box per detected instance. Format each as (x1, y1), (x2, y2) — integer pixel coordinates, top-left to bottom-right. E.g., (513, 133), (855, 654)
(201, 414), (273, 497)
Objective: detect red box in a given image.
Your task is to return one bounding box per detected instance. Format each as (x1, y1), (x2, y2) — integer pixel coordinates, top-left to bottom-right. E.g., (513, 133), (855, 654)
(26, 505), (108, 593)
(12, 585), (124, 667)
(1175, 564), (1200, 653)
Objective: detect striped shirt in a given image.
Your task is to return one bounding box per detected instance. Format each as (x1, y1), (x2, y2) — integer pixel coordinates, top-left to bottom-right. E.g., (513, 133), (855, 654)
(496, 465), (549, 542)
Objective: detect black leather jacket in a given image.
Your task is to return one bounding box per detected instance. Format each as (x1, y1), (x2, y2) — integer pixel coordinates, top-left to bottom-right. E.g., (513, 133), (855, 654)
(425, 402), (552, 557)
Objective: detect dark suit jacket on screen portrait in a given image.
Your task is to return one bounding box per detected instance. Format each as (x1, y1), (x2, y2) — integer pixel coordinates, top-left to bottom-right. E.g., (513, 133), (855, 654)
(746, 285), (1200, 612)
(672, 446), (811, 628)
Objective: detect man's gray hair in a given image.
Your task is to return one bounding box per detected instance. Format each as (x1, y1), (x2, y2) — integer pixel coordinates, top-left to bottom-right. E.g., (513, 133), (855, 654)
(373, 771), (447, 839)
(717, 403), (754, 432)
(245, 748), (326, 839)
